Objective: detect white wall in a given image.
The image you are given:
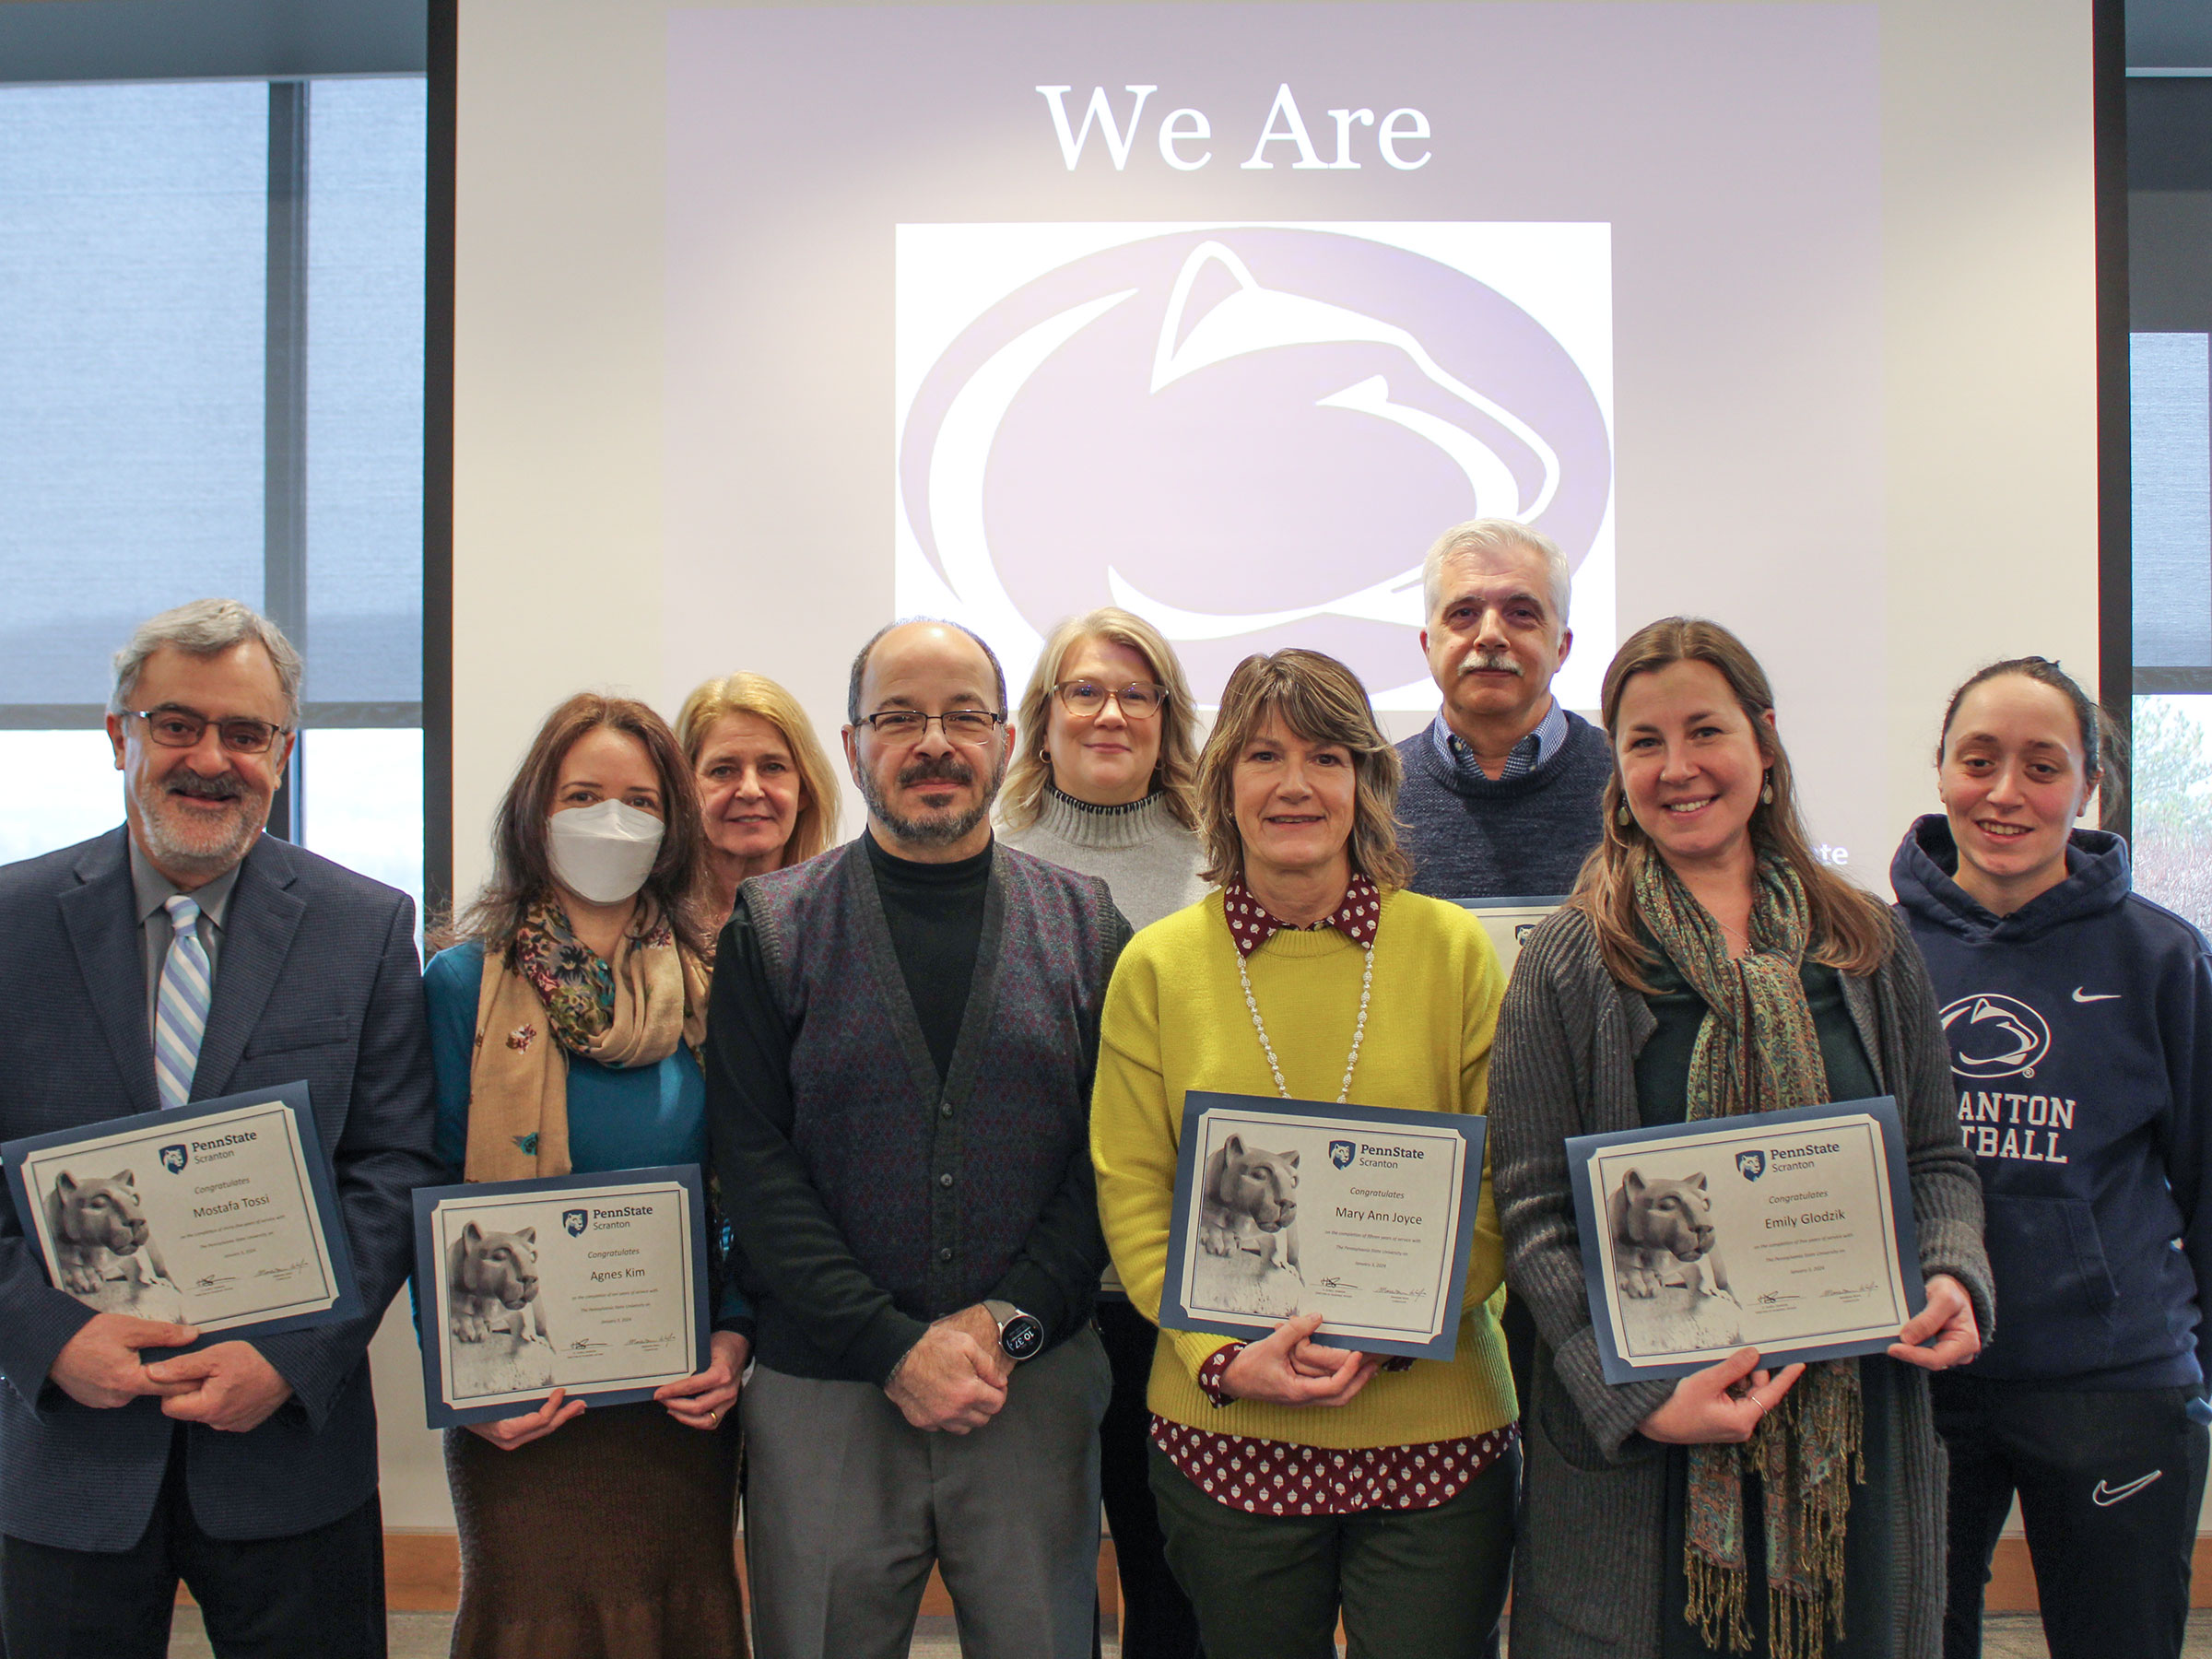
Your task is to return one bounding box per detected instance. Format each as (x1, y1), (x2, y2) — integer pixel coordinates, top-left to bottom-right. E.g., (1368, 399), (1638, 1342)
(371, 1298), (452, 1528)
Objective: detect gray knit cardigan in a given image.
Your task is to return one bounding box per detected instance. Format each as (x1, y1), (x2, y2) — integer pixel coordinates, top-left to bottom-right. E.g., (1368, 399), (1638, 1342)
(1490, 902), (1994, 1659)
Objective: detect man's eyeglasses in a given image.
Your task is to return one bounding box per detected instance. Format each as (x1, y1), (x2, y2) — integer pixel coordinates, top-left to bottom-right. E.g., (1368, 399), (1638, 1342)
(1053, 681), (1168, 720)
(126, 708), (289, 756)
(854, 709), (1005, 743)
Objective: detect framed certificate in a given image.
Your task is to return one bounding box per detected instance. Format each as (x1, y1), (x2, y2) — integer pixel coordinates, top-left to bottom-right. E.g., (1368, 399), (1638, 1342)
(1, 1082), (361, 1341)
(1159, 1090), (1487, 1361)
(413, 1165), (710, 1428)
(1566, 1097), (1926, 1383)
(1457, 895), (1566, 974)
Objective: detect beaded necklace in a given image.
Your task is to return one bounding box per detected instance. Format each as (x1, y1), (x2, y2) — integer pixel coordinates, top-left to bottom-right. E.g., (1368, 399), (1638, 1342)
(1238, 941), (1373, 1102)
(1224, 873), (1380, 1103)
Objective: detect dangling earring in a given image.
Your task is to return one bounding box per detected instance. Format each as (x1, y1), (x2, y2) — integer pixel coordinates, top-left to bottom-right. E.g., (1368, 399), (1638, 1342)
(1760, 776), (1774, 806)
(1617, 802), (1631, 827)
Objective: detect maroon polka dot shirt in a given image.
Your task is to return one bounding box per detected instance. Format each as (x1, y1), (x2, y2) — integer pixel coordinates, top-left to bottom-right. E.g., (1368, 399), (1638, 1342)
(1149, 877), (1516, 1514)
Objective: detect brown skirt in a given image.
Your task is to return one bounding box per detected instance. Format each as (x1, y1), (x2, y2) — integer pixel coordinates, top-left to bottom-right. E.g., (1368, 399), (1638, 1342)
(445, 1402), (747, 1659)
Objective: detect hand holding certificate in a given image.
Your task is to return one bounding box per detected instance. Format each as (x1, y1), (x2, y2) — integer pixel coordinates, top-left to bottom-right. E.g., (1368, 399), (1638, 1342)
(413, 1165), (710, 1429)
(1566, 1097), (1932, 1383)
(1159, 1091), (1487, 1361)
(2, 1082), (360, 1342)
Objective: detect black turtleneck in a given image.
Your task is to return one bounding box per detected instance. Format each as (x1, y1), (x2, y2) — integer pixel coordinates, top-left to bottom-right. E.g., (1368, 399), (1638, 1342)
(708, 828), (1127, 1383)
(862, 828), (990, 1081)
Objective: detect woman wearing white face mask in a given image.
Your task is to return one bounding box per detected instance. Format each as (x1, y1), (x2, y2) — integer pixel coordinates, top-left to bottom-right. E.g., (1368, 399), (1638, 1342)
(423, 694), (750, 1658)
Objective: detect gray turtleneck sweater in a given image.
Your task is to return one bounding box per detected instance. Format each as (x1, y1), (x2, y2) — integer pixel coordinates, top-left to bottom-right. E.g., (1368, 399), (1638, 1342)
(997, 787), (1209, 933)
(998, 786), (1208, 1300)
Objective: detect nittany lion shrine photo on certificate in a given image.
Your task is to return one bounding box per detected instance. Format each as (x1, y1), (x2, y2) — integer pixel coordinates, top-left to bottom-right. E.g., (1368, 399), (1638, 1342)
(1160, 1091), (1485, 1361)
(2, 1081), (360, 1339)
(412, 1165), (710, 1429)
(1566, 1098), (1928, 1384)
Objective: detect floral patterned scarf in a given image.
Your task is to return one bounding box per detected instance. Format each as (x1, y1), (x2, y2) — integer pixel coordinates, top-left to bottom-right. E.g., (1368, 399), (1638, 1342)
(462, 898), (710, 1182)
(1634, 852), (1864, 1659)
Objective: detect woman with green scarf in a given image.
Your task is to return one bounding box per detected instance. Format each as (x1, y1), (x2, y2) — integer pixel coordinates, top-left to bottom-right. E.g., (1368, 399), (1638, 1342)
(1490, 618), (1993, 1659)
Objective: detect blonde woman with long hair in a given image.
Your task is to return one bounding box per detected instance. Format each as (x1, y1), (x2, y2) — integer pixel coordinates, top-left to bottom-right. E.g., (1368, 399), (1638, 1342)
(998, 607), (1207, 934)
(1000, 608), (1210, 1656)
(674, 672), (841, 931)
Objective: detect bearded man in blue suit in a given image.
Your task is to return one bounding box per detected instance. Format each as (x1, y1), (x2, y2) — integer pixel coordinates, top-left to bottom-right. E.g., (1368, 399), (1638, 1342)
(0, 599), (440, 1659)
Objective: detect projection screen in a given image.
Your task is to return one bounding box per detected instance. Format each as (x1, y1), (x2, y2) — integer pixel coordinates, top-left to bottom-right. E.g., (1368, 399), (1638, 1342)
(452, 0), (2099, 900)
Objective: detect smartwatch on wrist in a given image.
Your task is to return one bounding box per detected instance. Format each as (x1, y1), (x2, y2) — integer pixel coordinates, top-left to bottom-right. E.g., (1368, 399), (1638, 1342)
(982, 1300), (1045, 1362)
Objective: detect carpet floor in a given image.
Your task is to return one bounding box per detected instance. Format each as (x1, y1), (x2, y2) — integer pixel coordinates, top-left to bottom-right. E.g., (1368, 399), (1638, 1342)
(163, 1609), (2212, 1656)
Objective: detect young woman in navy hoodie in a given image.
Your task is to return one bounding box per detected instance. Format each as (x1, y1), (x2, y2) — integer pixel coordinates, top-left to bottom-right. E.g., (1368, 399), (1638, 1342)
(1892, 657), (2212, 1659)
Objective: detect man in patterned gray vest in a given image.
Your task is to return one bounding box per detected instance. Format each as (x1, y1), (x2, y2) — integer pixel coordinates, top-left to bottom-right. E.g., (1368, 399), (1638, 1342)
(707, 618), (1129, 1659)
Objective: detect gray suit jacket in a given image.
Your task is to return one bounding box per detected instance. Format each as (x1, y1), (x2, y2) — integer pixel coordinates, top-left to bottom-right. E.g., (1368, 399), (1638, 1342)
(1489, 902), (1993, 1659)
(0, 828), (440, 1550)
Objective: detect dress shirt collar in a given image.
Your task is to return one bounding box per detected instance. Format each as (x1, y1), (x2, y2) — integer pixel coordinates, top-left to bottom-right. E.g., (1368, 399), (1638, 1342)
(1430, 696), (1570, 782)
(1220, 870), (1381, 959)
(128, 833), (241, 932)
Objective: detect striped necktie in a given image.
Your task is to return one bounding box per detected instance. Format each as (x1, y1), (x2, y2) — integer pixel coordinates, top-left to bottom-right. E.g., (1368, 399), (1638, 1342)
(155, 894), (213, 1110)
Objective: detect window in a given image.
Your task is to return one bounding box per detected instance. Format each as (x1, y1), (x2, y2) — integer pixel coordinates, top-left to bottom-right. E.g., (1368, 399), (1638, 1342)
(2129, 68), (2212, 933)
(2130, 334), (2212, 930)
(300, 78), (428, 911)
(0, 77), (427, 922)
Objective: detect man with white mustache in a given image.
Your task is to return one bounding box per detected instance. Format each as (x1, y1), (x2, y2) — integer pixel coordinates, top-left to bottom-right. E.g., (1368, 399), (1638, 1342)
(1394, 517), (1612, 906)
(1394, 524), (1612, 1642)
(0, 599), (439, 1658)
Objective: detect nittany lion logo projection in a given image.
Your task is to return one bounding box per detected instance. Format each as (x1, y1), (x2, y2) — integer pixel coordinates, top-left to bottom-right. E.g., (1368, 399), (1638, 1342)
(896, 225), (1613, 699)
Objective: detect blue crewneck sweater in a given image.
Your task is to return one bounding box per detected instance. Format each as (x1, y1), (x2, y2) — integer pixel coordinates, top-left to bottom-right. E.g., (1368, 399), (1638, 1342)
(1394, 708), (1612, 902)
(1892, 815), (2212, 1389)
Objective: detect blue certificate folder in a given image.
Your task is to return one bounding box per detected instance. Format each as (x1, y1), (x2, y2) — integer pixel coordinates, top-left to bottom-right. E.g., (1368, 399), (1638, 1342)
(0, 1081), (363, 1347)
(1158, 1091), (1488, 1362)
(413, 1164), (710, 1429)
(1566, 1096), (1925, 1384)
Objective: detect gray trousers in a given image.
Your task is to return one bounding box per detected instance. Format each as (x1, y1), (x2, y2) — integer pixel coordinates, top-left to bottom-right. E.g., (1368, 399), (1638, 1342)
(742, 1326), (1111, 1659)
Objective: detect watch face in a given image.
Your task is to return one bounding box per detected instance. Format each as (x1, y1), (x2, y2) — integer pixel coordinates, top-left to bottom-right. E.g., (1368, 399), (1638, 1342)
(1001, 1314), (1045, 1360)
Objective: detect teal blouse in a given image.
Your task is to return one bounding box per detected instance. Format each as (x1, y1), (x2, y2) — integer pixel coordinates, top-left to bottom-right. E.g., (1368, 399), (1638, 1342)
(422, 941), (747, 1330)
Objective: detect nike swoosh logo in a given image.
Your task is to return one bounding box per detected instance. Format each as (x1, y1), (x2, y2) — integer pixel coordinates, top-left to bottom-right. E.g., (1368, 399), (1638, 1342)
(2092, 1471), (2164, 1506)
(2073, 988), (2121, 1003)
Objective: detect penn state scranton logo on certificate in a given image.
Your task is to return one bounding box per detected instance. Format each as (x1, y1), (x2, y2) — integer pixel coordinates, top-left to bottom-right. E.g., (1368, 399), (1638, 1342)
(1159, 1091), (1487, 1362)
(412, 1165), (711, 1429)
(2, 1081), (361, 1340)
(1565, 1098), (1927, 1384)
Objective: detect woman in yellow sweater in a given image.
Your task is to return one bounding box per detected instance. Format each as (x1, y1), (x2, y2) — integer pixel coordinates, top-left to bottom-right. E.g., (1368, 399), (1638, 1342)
(1091, 648), (1517, 1659)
